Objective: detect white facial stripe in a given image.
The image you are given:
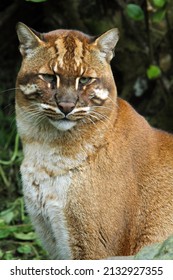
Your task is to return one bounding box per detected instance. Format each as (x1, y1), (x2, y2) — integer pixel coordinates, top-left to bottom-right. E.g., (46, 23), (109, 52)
(75, 77), (80, 90)
(57, 75), (60, 88)
(53, 63), (58, 73)
(94, 88), (109, 100)
(40, 103), (52, 110)
(38, 74), (45, 81)
(20, 84), (38, 95)
(72, 106), (90, 113)
(80, 66), (84, 76)
(40, 103), (62, 114)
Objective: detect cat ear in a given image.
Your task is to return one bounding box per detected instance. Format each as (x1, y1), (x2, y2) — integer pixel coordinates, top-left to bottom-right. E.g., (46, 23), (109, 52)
(16, 22), (43, 56)
(95, 28), (119, 61)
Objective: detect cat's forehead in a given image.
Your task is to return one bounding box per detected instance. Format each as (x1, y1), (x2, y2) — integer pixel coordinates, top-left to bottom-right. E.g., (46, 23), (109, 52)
(43, 30), (98, 75)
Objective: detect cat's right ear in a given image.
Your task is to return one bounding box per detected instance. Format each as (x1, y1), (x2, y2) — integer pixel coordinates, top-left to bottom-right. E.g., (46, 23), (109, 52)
(94, 28), (119, 62)
(16, 22), (43, 56)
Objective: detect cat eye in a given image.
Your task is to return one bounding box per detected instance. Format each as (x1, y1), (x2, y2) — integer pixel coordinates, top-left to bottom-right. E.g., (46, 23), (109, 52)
(40, 74), (56, 83)
(79, 77), (92, 85)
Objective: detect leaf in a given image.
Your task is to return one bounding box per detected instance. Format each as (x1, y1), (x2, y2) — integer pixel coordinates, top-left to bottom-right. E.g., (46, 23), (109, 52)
(0, 219), (5, 226)
(0, 211), (14, 225)
(3, 251), (14, 260)
(152, 9), (166, 23)
(17, 244), (32, 254)
(14, 231), (36, 241)
(0, 229), (11, 239)
(0, 224), (33, 240)
(126, 4), (144, 21)
(147, 65), (161, 79)
(152, 0), (167, 8)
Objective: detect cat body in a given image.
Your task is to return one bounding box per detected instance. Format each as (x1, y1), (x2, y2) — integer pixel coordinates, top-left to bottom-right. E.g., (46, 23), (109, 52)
(16, 23), (173, 259)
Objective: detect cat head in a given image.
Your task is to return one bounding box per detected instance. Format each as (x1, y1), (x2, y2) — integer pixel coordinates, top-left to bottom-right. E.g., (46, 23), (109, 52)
(16, 23), (119, 131)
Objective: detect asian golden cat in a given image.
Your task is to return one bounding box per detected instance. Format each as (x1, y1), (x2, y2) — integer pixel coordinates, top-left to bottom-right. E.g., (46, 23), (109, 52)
(15, 22), (173, 259)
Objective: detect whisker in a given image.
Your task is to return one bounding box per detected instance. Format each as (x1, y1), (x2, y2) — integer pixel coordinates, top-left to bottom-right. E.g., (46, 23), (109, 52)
(34, 115), (47, 126)
(83, 115), (97, 128)
(20, 103), (39, 110)
(9, 117), (17, 129)
(1, 103), (15, 115)
(91, 105), (113, 111)
(84, 115), (103, 134)
(17, 110), (44, 124)
(107, 96), (119, 108)
(91, 110), (111, 121)
(89, 110), (113, 128)
(23, 113), (46, 129)
(86, 115), (97, 126)
(0, 87), (20, 94)
(89, 113), (110, 130)
(79, 144), (88, 159)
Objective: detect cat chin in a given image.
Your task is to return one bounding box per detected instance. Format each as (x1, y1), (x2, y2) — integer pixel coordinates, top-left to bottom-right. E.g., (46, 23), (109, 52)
(49, 119), (77, 131)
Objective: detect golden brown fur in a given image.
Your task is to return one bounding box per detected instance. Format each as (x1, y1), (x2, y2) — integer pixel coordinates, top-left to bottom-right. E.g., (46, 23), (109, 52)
(15, 23), (173, 259)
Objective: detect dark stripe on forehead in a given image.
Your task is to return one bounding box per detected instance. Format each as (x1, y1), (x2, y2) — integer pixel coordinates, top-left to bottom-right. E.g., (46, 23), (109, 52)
(63, 36), (76, 66)
(53, 34), (86, 74)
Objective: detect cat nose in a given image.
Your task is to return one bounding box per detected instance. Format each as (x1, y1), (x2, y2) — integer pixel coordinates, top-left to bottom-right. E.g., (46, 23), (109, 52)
(57, 102), (75, 115)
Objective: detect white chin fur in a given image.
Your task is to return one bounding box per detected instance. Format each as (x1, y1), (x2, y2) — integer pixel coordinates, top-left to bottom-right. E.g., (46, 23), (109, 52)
(49, 119), (76, 131)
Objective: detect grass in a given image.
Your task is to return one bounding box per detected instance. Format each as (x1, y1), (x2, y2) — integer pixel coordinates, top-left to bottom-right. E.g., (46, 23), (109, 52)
(0, 125), (48, 260)
(0, 196), (48, 260)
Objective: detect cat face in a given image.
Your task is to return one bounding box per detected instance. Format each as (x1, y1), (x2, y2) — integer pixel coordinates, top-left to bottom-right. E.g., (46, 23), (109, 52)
(16, 23), (119, 131)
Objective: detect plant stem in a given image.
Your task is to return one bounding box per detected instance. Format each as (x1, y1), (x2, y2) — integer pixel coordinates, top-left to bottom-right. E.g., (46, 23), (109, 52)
(0, 134), (20, 165)
(0, 165), (10, 187)
(144, 0), (154, 63)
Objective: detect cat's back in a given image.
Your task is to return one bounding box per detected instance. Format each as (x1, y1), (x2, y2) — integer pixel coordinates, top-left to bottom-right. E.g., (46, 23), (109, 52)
(114, 98), (173, 160)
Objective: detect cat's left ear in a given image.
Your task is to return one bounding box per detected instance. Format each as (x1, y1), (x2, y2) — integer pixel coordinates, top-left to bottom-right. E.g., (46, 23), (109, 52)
(94, 28), (119, 61)
(16, 22), (44, 56)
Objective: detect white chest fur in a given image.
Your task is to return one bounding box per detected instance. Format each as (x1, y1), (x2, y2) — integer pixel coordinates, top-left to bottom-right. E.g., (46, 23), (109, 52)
(21, 142), (86, 259)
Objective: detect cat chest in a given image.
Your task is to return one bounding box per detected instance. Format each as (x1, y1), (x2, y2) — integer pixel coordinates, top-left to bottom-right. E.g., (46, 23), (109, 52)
(20, 145), (90, 258)
(21, 163), (72, 216)
(21, 161), (74, 259)
(21, 145), (88, 214)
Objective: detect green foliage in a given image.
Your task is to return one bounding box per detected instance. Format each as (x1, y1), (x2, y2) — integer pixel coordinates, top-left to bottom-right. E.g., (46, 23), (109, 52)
(151, 0), (167, 22)
(152, 9), (166, 22)
(0, 134), (20, 166)
(125, 1), (167, 25)
(17, 244), (32, 254)
(152, 0), (167, 8)
(0, 132), (22, 189)
(0, 198), (48, 260)
(14, 232), (37, 241)
(125, 4), (144, 21)
(147, 65), (162, 79)
(124, 0), (170, 88)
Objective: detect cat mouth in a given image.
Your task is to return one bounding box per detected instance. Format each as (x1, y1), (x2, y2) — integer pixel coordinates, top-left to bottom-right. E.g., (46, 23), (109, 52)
(40, 103), (89, 130)
(48, 116), (70, 121)
(48, 117), (77, 131)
